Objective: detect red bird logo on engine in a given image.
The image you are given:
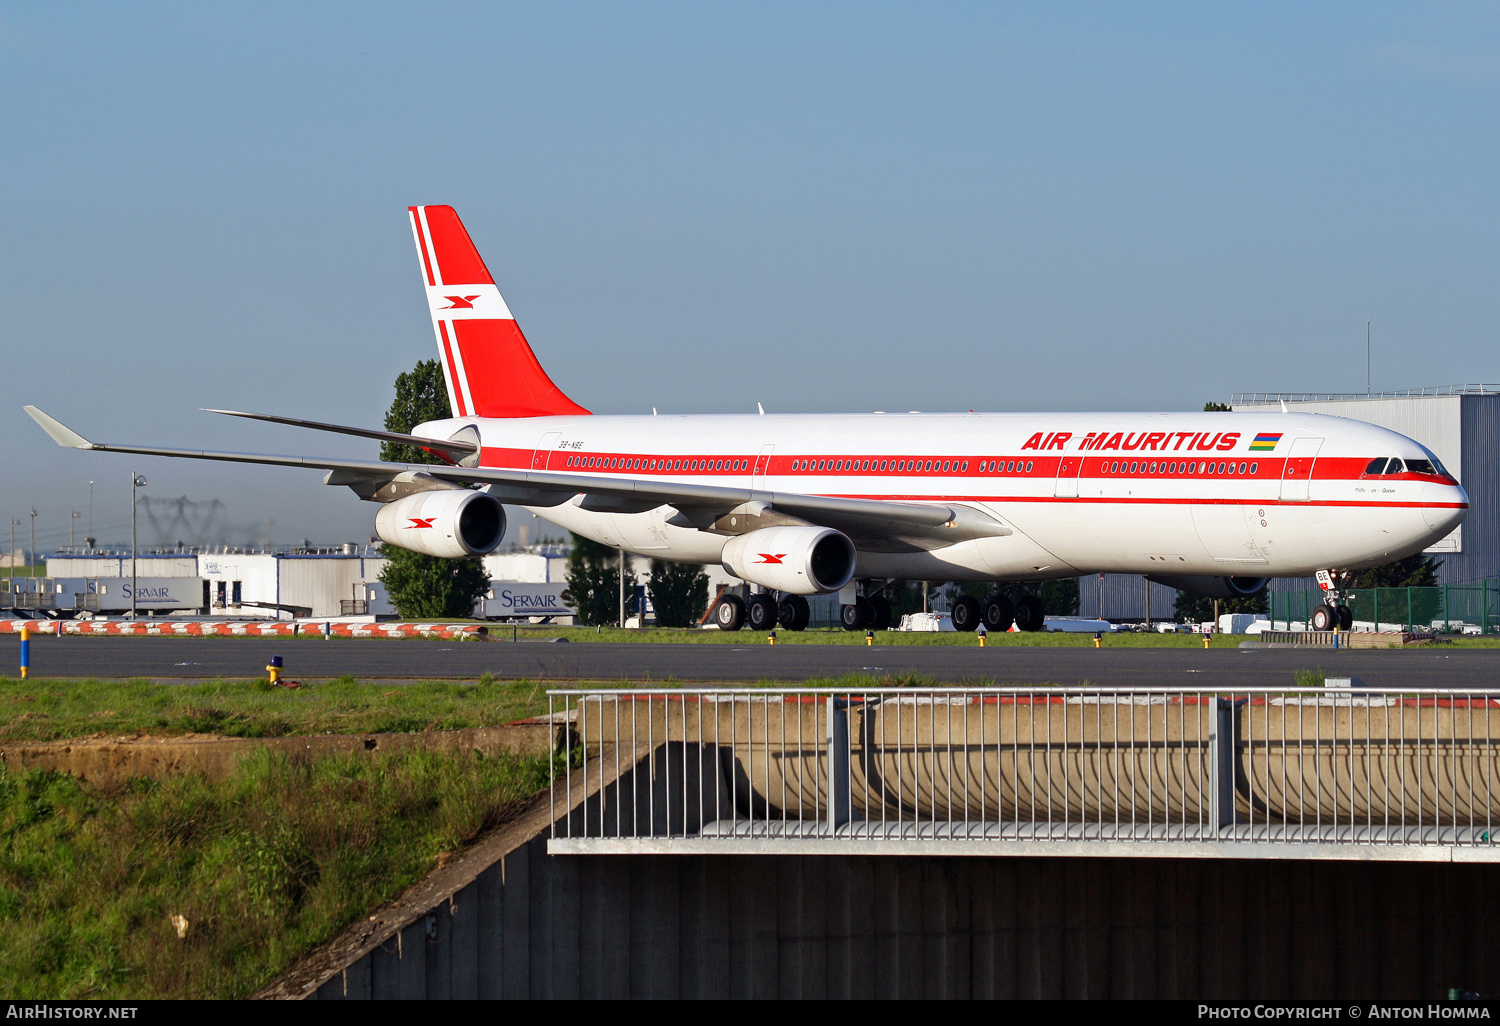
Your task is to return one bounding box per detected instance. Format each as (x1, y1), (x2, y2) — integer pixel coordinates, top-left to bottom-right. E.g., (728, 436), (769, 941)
(441, 295), (481, 309)
(756, 553), (788, 564)
(407, 518), (437, 529)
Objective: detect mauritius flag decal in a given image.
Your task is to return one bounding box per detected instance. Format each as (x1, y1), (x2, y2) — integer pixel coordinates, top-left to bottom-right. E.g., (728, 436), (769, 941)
(1250, 432), (1283, 451)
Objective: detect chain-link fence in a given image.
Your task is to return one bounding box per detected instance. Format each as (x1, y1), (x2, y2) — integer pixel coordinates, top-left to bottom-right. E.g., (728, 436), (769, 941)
(1268, 581), (1499, 633)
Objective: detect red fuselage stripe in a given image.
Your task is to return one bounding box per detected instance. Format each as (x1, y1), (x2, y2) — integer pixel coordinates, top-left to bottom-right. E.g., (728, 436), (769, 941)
(474, 447), (1464, 510)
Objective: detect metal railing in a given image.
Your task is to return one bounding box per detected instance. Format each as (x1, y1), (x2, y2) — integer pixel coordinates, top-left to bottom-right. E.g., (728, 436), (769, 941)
(1232, 385), (1500, 402)
(549, 686), (1500, 858)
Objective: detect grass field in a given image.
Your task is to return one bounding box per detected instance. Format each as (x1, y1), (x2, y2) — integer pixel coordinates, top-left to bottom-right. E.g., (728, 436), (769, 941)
(0, 747), (554, 998)
(0, 676), (560, 743)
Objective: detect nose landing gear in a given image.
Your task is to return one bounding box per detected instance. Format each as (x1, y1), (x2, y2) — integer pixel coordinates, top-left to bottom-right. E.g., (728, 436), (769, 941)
(1312, 570), (1356, 632)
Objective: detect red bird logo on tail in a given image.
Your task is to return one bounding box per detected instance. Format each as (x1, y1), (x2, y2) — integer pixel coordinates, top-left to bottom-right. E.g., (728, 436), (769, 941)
(441, 295), (481, 309)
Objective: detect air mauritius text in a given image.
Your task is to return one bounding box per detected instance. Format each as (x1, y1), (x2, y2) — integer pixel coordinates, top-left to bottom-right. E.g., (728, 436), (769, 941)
(1022, 431), (1241, 452)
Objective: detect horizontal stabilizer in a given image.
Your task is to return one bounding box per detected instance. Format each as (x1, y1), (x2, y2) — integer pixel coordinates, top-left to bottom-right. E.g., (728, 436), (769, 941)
(203, 408), (477, 455)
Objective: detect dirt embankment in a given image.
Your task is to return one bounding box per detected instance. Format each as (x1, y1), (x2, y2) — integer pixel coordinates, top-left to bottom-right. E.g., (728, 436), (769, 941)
(0, 723), (561, 785)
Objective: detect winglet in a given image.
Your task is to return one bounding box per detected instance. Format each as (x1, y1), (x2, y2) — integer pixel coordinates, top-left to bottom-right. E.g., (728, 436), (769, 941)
(23, 407), (93, 448)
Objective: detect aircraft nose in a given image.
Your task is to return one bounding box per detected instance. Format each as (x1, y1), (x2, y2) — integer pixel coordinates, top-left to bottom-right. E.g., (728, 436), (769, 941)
(1422, 482), (1468, 535)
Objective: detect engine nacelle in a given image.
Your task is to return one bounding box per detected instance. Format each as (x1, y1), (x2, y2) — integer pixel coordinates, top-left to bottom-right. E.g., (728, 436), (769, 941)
(1146, 574), (1268, 600)
(721, 526), (856, 595)
(374, 489), (507, 558)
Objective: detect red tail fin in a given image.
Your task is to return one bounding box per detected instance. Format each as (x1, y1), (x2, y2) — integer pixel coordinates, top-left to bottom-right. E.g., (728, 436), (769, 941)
(408, 205), (590, 419)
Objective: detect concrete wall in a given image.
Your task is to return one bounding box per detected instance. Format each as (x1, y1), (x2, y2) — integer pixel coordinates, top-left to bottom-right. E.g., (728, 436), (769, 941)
(307, 839), (1500, 1000)
(289, 743), (1500, 1000)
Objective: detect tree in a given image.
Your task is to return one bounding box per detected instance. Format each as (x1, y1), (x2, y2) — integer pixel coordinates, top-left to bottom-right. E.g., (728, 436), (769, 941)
(381, 359), (451, 464)
(375, 360), (490, 618)
(563, 533), (626, 626)
(378, 543), (491, 618)
(1203, 401), (1231, 412)
(1173, 583), (1267, 624)
(1039, 578), (1080, 616)
(647, 559), (709, 628)
(1349, 554), (1442, 589)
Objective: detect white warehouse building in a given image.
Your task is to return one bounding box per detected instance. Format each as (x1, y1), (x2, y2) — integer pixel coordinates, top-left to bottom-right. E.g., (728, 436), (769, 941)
(44, 546), (575, 620)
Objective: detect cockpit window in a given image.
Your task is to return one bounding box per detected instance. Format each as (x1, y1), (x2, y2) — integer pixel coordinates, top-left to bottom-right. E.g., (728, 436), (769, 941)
(1364, 458), (1387, 475)
(1405, 459), (1437, 476)
(1384, 458), (1405, 475)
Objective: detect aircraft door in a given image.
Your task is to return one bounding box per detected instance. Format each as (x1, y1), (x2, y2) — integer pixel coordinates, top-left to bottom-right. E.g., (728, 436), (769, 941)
(532, 431), (561, 471)
(753, 444), (775, 491)
(1279, 437), (1323, 502)
(1055, 453), (1084, 498)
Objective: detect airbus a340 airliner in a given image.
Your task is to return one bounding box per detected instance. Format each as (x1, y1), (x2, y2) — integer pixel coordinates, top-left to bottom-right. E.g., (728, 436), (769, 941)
(26, 206), (1468, 633)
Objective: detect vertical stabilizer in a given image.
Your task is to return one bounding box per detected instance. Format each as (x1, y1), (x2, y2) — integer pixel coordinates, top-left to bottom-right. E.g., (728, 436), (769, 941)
(407, 205), (590, 419)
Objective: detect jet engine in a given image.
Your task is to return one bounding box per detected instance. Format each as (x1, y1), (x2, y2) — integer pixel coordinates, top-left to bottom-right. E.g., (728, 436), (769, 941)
(374, 489), (506, 558)
(1146, 574), (1268, 600)
(720, 526), (856, 595)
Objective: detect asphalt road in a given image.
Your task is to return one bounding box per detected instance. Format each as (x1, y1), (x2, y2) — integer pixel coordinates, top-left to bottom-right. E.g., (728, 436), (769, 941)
(1, 634), (1497, 689)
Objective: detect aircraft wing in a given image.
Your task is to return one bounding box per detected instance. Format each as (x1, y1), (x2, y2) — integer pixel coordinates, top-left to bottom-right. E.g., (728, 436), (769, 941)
(24, 406), (1007, 545)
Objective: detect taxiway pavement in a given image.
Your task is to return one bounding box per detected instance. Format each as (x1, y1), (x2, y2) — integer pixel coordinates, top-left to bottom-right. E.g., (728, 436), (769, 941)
(1, 634), (1496, 690)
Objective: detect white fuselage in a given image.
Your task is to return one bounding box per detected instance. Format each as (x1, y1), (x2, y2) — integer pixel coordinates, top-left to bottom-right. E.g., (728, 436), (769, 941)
(418, 410), (1468, 585)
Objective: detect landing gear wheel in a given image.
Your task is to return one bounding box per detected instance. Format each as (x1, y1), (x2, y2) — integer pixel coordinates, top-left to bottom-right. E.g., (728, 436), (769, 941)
(777, 595), (811, 631)
(950, 595), (981, 632)
(1311, 604), (1337, 632)
(1013, 594), (1046, 632)
(981, 593), (1015, 633)
(1337, 605), (1354, 631)
(714, 595), (746, 632)
(746, 594), (778, 632)
(868, 595), (892, 631)
(841, 598), (873, 631)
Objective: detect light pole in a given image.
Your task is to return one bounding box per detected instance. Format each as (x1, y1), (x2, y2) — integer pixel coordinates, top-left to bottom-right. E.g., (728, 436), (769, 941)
(29, 509), (36, 579)
(131, 473), (147, 619)
(88, 481), (94, 549)
(70, 511), (80, 551)
(8, 519), (16, 580)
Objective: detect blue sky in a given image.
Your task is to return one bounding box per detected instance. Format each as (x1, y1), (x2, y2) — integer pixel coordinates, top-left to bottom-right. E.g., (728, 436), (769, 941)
(3, 2), (1498, 550)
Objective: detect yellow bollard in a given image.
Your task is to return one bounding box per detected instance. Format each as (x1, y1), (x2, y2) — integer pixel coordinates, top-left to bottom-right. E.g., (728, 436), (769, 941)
(866, 630), (874, 646)
(1203, 632), (1212, 649)
(1093, 632), (1101, 649)
(978, 632), (986, 647)
(19, 626), (30, 679)
(768, 630), (776, 645)
(266, 654), (284, 684)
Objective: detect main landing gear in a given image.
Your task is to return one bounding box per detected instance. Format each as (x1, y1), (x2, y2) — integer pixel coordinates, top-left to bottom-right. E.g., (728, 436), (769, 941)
(839, 593), (892, 631)
(1311, 570), (1356, 632)
(950, 590), (1045, 633)
(711, 590), (820, 632)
